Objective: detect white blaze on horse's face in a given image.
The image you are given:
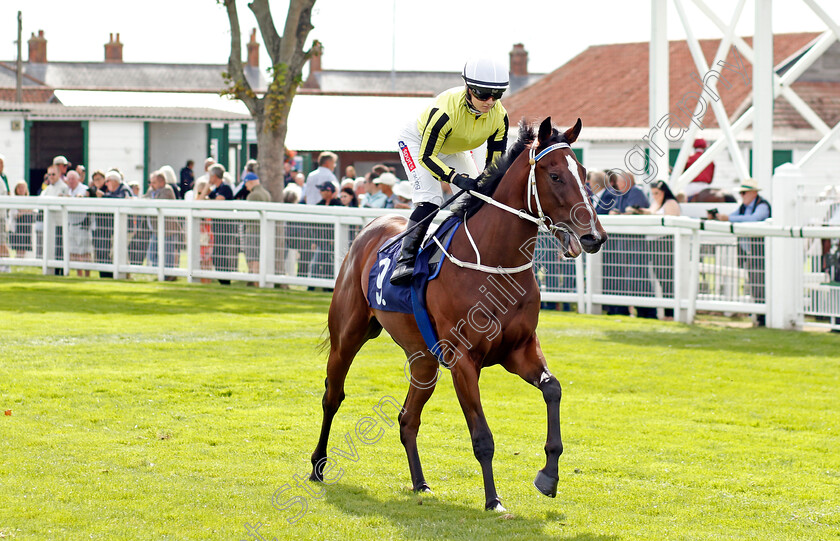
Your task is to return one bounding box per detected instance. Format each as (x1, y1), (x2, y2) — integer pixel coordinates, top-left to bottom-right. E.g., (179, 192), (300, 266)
(563, 154), (601, 241)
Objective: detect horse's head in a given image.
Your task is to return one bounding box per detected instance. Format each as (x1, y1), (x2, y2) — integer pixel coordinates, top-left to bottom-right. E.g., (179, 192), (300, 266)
(528, 117), (607, 256)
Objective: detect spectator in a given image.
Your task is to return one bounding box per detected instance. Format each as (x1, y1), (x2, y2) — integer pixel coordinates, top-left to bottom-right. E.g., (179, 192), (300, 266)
(180, 160), (195, 196)
(192, 180), (213, 283)
(195, 157), (215, 188)
(144, 171), (179, 276)
(0, 153), (9, 195)
(53, 155), (70, 181)
(198, 164), (236, 285)
(587, 171), (616, 214)
(283, 183), (302, 204)
(374, 173), (399, 208)
(76, 165), (86, 184)
(243, 173), (271, 283)
(316, 182), (341, 206)
(103, 170), (134, 278)
(632, 180), (680, 216)
(342, 165), (356, 182)
(104, 170), (134, 199)
(87, 170), (106, 198)
(354, 177), (367, 205)
(708, 178), (771, 324)
(283, 161), (294, 186)
(294, 172), (305, 189)
(241, 159), (258, 183)
(64, 171), (93, 276)
(631, 180), (680, 318)
(339, 186), (359, 207)
(684, 138), (715, 201)
(303, 152), (338, 204)
(40, 165), (69, 274)
(609, 170), (649, 215)
(40, 165), (69, 197)
(0, 154), (8, 271)
(362, 173), (387, 208)
(129, 182), (142, 197)
(9, 180), (34, 259)
(87, 171), (112, 277)
(159, 165), (181, 199)
(392, 181), (413, 209)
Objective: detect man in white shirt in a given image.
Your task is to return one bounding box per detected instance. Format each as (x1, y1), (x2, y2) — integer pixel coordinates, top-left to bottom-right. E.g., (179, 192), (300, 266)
(40, 166), (69, 197)
(302, 152), (338, 204)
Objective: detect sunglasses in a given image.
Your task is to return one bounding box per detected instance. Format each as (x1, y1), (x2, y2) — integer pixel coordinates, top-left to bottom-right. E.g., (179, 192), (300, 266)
(469, 86), (505, 101)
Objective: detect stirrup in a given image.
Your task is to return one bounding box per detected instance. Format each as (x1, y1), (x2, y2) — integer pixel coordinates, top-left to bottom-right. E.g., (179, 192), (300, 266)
(390, 260), (414, 285)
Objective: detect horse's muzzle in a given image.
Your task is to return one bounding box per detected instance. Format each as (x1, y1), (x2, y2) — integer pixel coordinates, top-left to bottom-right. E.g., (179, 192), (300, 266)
(580, 233), (606, 254)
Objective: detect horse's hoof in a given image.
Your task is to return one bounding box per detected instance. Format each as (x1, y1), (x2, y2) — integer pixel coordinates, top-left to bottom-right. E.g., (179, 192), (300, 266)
(485, 499), (507, 512)
(414, 483), (432, 493)
(309, 470), (323, 482)
(533, 470), (558, 498)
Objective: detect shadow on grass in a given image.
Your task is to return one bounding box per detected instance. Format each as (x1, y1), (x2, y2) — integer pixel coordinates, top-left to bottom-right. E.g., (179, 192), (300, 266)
(0, 275), (331, 316)
(321, 484), (619, 541)
(598, 328), (839, 358)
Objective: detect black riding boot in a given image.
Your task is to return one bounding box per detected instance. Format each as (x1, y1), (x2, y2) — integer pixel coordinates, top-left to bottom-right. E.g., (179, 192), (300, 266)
(390, 203), (437, 285)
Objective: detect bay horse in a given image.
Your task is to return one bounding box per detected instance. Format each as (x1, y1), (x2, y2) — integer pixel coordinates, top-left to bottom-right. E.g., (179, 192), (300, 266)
(309, 117), (607, 511)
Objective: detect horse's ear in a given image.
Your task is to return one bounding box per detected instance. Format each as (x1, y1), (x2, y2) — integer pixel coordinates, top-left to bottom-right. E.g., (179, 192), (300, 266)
(538, 117), (552, 144)
(564, 118), (582, 144)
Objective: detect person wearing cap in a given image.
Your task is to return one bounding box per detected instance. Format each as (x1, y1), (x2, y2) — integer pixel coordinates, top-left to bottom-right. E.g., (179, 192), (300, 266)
(53, 156), (70, 181)
(315, 181), (341, 206)
(391, 57), (509, 285)
(684, 138), (716, 201)
(708, 178), (771, 323)
(392, 181), (413, 210)
(374, 172), (399, 209)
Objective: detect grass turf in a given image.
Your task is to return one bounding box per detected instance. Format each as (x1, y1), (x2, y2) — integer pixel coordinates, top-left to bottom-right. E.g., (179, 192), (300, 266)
(0, 274), (837, 540)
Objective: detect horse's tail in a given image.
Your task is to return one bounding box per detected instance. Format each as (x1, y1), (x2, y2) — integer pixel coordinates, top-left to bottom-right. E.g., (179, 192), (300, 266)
(316, 322), (330, 355)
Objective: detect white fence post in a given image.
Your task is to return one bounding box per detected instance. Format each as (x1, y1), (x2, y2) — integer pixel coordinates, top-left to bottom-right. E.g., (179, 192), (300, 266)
(113, 208), (127, 279)
(769, 164), (804, 329)
(61, 206), (70, 276)
(42, 207), (52, 275)
(186, 208), (197, 283)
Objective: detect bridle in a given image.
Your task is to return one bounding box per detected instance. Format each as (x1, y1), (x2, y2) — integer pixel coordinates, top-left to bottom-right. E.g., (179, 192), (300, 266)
(433, 140), (593, 274)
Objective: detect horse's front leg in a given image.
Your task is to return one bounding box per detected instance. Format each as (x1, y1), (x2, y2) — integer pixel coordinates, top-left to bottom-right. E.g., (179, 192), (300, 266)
(504, 336), (562, 498)
(451, 361), (505, 511)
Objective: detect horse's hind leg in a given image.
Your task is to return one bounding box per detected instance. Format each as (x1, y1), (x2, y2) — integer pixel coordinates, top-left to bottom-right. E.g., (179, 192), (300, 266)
(309, 309), (381, 482)
(503, 335), (562, 498)
(399, 352), (440, 492)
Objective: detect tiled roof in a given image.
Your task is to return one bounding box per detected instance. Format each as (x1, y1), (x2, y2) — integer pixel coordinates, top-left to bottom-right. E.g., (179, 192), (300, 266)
(504, 32), (822, 129)
(0, 88), (55, 103)
(8, 62), (266, 93)
(305, 70), (542, 97)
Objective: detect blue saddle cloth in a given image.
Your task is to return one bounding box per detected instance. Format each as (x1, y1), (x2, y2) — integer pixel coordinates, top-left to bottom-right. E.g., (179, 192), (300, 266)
(367, 215), (462, 361)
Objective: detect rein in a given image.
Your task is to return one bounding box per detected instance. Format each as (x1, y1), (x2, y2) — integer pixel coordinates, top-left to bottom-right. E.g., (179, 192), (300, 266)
(432, 141), (575, 275)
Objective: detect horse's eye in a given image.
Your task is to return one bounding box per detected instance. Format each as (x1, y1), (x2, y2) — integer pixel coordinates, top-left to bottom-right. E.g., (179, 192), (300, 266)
(550, 173), (561, 183)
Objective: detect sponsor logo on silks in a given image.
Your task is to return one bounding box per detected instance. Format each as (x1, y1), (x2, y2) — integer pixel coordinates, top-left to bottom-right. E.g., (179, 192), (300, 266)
(399, 141), (416, 172)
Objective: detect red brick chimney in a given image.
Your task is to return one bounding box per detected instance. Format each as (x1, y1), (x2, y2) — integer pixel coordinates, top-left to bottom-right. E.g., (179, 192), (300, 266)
(247, 28), (260, 68)
(309, 41), (322, 74)
(509, 43), (528, 77)
(28, 30), (47, 64)
(105, 33), (123, 63)
(303, 41), (323, 89)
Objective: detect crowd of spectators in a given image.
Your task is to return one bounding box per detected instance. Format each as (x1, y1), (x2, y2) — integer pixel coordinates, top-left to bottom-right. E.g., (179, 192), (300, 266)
(0, 153), (773, 324)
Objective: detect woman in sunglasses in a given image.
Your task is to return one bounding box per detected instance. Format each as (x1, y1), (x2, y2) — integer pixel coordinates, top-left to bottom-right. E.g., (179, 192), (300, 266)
(391, 57), (510, 285)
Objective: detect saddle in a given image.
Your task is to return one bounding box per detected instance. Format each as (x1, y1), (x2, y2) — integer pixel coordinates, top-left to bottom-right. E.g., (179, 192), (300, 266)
(367, 215), (462, 363)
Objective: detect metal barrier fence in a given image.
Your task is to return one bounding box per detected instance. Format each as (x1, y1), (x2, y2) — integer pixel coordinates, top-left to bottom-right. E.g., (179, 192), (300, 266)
(1, 196), (839, 330)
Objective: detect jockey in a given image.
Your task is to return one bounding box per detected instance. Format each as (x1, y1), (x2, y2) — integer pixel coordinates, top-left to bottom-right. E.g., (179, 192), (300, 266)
(390, 57), (510, 285)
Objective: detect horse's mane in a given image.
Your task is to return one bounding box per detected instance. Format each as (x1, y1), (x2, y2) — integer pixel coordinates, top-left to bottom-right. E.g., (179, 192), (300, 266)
(451, 119), (565, 220)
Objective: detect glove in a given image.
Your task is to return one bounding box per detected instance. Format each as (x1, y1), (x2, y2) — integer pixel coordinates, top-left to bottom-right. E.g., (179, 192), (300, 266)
(450, 173), (479, 193)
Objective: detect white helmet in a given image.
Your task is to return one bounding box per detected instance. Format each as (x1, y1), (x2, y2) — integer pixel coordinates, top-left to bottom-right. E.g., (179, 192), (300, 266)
(462, 57), (509, 91)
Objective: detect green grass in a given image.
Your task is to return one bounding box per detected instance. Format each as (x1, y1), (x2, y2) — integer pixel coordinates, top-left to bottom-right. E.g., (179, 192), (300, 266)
(0, 274), (838, 540)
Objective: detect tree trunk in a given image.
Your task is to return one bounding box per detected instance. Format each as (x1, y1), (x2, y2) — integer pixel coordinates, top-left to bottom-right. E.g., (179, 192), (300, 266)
(255, 116), (288, 202)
